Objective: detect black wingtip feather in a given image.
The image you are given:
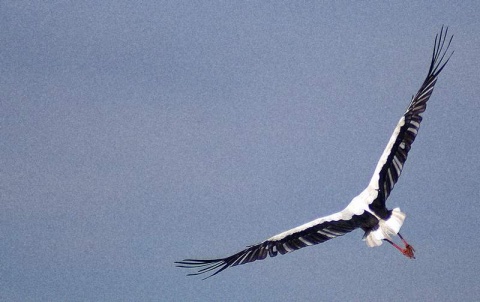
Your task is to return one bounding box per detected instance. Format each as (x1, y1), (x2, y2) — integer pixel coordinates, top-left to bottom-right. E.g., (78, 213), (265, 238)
(429, 26), (454, 77)
(175, 258), (230, 279)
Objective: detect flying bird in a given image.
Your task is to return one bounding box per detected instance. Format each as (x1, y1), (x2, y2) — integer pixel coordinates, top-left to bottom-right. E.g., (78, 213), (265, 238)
(176, 27), (453, 278)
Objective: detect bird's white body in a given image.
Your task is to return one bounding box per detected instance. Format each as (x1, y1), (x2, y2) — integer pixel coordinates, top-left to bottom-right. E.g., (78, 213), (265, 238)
(268, 189), (405, 248)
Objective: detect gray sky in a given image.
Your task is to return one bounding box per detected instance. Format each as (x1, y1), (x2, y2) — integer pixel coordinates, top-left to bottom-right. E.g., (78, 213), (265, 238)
(2, 1), (480, 301)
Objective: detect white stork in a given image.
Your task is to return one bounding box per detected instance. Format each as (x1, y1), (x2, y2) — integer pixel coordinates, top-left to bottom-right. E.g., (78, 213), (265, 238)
(176, 27), (453, 278)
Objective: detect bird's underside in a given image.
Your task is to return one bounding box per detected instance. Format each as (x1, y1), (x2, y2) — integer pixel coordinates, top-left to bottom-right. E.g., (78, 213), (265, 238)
(176, 27), (453, 279)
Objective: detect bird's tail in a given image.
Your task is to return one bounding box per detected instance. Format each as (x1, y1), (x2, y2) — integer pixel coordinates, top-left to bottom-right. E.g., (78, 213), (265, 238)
(364, 208), (406, 247)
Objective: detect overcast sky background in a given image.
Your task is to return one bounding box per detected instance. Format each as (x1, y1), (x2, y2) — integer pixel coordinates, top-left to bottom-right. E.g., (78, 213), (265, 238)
(2, 1), (480, 301)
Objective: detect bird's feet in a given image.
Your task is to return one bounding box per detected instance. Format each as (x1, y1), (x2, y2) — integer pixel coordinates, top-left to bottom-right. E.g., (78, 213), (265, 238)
(398, 233), (415, 259)
(401, 244), (415, 259)
(384, 233), (415, 259)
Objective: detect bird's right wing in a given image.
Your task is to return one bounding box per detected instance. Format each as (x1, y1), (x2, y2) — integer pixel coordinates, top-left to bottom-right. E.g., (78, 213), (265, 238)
(175, 209), (376, 278)
(367, 27), (453, 216)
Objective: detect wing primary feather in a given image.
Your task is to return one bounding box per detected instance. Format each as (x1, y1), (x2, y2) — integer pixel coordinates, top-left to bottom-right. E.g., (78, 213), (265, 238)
(430, 26), (454, 77)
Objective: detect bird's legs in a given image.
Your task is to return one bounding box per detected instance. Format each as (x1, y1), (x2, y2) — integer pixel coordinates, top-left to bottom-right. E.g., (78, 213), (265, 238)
(384, 233), (415, 259)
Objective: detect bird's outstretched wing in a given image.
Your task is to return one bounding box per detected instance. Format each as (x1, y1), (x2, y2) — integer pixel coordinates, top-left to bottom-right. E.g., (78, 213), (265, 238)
(367, 27), (453, 216)
(175, 210), (376, 278)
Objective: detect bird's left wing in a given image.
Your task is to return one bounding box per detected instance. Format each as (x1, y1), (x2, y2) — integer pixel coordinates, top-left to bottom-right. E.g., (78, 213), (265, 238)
(175, 209), (375, 278)
(367, 27), (453, 216)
